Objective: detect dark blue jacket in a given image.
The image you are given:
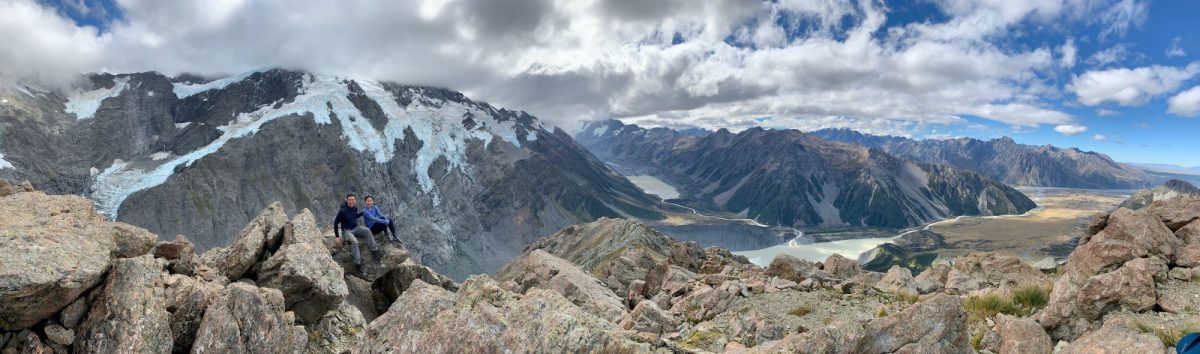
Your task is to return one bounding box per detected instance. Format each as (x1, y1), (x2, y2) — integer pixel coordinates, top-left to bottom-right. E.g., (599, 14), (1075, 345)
(332, 203), (362, 237)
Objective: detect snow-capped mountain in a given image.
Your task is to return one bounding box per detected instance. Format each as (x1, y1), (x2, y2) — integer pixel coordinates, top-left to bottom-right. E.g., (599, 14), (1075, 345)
(0, 69), (664, 279)
(577, 120), (1036, 229)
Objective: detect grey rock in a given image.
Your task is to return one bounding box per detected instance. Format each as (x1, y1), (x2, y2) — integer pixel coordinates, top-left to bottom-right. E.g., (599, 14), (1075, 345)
(163, 273), (223, 351)
(41, 325), (72, 346)
(857, 293), (971, 354)
(875, 266), (917, 294)
(619, 300), (680, 334)
(75, 255), (173, 353)
(306, 302), (366, 354)
(1057, 322), (1165, 354)
(992, 314), (1052, 354)
(373, 261), (457, 305)
(257, 242), (349, 323)
(190, 282), (304, 354)
(823, 253), (862, 279)
(495, 249), (627, 323)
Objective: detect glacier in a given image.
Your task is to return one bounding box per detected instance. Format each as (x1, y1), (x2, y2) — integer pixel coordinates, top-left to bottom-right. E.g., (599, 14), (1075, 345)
(64, 77), (130, 119)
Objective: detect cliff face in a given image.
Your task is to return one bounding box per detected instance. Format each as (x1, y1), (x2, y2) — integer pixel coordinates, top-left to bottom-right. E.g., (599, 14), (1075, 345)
(578, 120), (1036, 229)
(811, 128), (1154, 189)
(0, 70), (664, 279)
(1120, 179), (1200, 209)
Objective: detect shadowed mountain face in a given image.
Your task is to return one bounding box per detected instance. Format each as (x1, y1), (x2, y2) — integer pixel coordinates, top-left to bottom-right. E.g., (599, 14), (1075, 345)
(1120, 179), (1200, 210)
(0, 70), (664, 279)
(810, 128), (1153, 189)
(577, 120), (1036, 229)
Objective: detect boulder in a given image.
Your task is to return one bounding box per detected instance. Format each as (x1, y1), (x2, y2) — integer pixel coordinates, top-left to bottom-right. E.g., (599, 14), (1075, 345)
(1178, 220), (1200, 244)
(42, 324), (73, 346)
(1178, 244), (1200, 267)
(619, 300), (680, 334)
(306, 302), (366, 354)
(875, 266), (917, 294)
(495, 250), (627, 323)
(0, 193), (154, 329)
(163, 273), (223, 351)
(344, 276), (380, 322)
(0, 178), (18, 197)
(1033, 257), (1058, 272)
(753, 320), (866, 354)
(671, 281), (743, 324)
(58, 296), (89, 329)
(838, 271), (884, 294)
(944, 253), (1047, 293)
(360, 277), (646, 353)
(856, 294), (971, 354)
(1041, 256), (1165, 340)
(822, 253), (862, 279)
(373, 261), (457, 305)
(1088, 208), (1179, 261)
(199, 203), (286, 281)
(992, 314), (1052, 354)
(154, 235), (197, 275)
(765, 254), (836, 285)
(191, 282), (305, 353)
(281, 208), (325, 247)
(1157, 279), (1200, 314)
(257, 242), (349, 323)
(1142, 197), (1200, 231)
(1057, 322), (1165, 354)
(75, 255), (172, 353)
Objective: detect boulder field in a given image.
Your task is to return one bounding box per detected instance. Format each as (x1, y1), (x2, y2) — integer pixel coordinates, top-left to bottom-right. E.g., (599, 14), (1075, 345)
(2, 177), (1199, 353)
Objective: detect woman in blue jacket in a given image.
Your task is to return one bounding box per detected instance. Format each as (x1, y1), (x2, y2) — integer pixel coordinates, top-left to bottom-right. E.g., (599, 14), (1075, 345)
(363, 195), (400, 243)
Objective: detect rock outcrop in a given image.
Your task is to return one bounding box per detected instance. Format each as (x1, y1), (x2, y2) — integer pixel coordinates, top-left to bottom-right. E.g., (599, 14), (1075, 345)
(190, 283), (306, 353)
(75, 255), (173, 353)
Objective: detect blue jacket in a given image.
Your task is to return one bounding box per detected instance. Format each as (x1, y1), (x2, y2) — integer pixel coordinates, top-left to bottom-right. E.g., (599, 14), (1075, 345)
(363, 205), (390, 228)
(332, 203), (362, 237)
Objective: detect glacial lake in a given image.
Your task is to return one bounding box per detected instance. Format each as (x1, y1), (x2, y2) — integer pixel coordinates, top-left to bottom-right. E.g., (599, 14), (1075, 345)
(626, 175), (680, 199)
(733, 236), (896, 266)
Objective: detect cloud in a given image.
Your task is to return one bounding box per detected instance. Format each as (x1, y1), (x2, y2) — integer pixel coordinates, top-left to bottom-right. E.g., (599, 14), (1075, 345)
(1096, 108), (1120, 116)
(1167, 85), (1200, 117)
(1054, 124), (1088, 136)
(1167, 37), (1187, 58)
(1059, 38), (1077, 68)
(1071, 62), (1200, 106)
(1092, 133), (1125, 144)
(0, 0), (1153, 134)
(1087, 44), (1133, 67)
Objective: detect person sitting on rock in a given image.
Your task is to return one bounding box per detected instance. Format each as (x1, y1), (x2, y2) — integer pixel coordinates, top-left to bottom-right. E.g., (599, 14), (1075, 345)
(362, 195), (400, 243)
(333, 193), (381, 273)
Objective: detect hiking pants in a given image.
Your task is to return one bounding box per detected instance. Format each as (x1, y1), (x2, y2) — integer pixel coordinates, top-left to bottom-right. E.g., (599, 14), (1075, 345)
(342, 225), (378, 265)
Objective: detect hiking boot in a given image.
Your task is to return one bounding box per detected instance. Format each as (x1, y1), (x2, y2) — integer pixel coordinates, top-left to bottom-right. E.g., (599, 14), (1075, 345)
(354, 263), (364, 275)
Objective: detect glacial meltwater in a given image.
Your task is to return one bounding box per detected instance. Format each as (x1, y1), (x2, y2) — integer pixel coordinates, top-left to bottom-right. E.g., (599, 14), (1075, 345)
(626, 175), (681, 199)
(733, 236), (896, 266)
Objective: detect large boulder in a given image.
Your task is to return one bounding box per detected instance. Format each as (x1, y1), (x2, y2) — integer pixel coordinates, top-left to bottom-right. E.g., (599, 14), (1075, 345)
(0, 192), (156, 329)
(373, 261), (457, 305)
(875, 266), (917, 294)
(765, 254), (836, 285)
(306, 302), (366, 354)
(360, 276), (647, 353)
(991, 314), (1052, 354)
(1178, 244), (1200, 267)
(495, 249), (628, 323)
(257, 242), (349, 323)
(856, 293), (971, 354)
(190, 282), (306, 353)
(1142, 197), (1200, 231)
(943, 253), (1047, 293)
(619, 300), (679, 334)
(154, 235), (198, 275)
(822, 253), (862, 279)
(163, 274), (223, 352)
(74, 255), (173, 353)
(198, 203), (287, 281)
(281, 208), (325, 247)
(1040, 256), (1166, 340)
(753, 320), (867, 354)
(1057, 322), (1165, 354)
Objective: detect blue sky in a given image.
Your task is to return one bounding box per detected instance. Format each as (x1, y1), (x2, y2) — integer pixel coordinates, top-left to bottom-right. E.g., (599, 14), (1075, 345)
(4, 0), (1200, 166)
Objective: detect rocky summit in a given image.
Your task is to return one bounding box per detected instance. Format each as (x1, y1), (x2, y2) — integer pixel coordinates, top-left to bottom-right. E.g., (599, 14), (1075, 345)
(3, 179), (1200, 353)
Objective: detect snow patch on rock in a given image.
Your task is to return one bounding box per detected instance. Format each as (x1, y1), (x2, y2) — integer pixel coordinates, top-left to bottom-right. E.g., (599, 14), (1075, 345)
(64, 77), (130, 119)
(0, 151), (13, 170)
(149, 152), (171, 161)
(172, 70), (257, 99)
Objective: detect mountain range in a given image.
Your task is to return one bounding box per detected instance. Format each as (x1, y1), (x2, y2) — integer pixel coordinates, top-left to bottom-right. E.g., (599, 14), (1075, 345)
(1119, 179), (1200, 209)
(0, 69), (666, 279)
(577, 120), (1036, 229)
(809, 128), (1154, 189)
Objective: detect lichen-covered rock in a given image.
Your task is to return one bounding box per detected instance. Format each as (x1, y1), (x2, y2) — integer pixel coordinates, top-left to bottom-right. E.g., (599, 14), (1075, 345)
(875, 266), (917, 294)
(198, 203), (286, 281)
(1057, 322), (1165, 354)
(496, 249), (627, 323)
(822, 253), (862, 279)
(306, 302), (366, 354)
(360, 276), (647, 353)
(75, 255), (173, 353)
(163, 273), (223, 351)
(992, 314), (1052, 354)
(1177, 244), (1200, 267)
(671, 281), (744, 324)
(191, 282), (305, 353)
(257, 242), (349, 323)
(944, 253), (1047, 293)
(281, 208), (324, 247)
(856, 293), (971, 354)
(753, 320), (866, 354)
(619, 300), (680, 334)
(0, 192), (156, 329)
(1041, 256), (1166, 340)
(373, 261), (457, 305)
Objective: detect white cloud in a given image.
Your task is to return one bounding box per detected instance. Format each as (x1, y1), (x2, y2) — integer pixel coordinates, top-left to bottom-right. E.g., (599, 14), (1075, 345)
(1096, 108), (1120, 116)
(1167, 86), (1200, 117)
(1059, 38), (1077, 68)
(1092, 134), (1108, 141)
(0, 0), (1152, 134)
(1055, 124), (1088, 136)
(1167, 37), (1187, 58)
(1087, 44), (1132, 67)
(1071, 62), (1200, 106)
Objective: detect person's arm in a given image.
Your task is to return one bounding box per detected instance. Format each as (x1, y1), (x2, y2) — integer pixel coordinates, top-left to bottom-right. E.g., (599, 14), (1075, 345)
(332, 213), (342, 238)
(364, 208), (384, 225)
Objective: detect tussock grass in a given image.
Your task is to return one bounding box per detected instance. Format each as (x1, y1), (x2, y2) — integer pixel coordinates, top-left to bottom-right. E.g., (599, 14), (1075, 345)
(893, 291), (919, 305)
(1010, 283), (1051, 314)
(964, 293), (1020, 320)
(1134, 321), (1200, 348)
(788, 305), (813, 317)
(964, 283), (1052, 320)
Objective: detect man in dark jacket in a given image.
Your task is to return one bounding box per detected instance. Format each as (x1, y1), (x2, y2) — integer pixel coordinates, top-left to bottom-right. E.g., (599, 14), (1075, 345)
(333, 193), (380, 272)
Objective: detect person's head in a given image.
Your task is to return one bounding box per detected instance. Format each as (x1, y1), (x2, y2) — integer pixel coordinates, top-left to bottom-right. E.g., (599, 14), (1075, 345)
(364, 195), (374, 207)
(345, 193), (357, 207)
